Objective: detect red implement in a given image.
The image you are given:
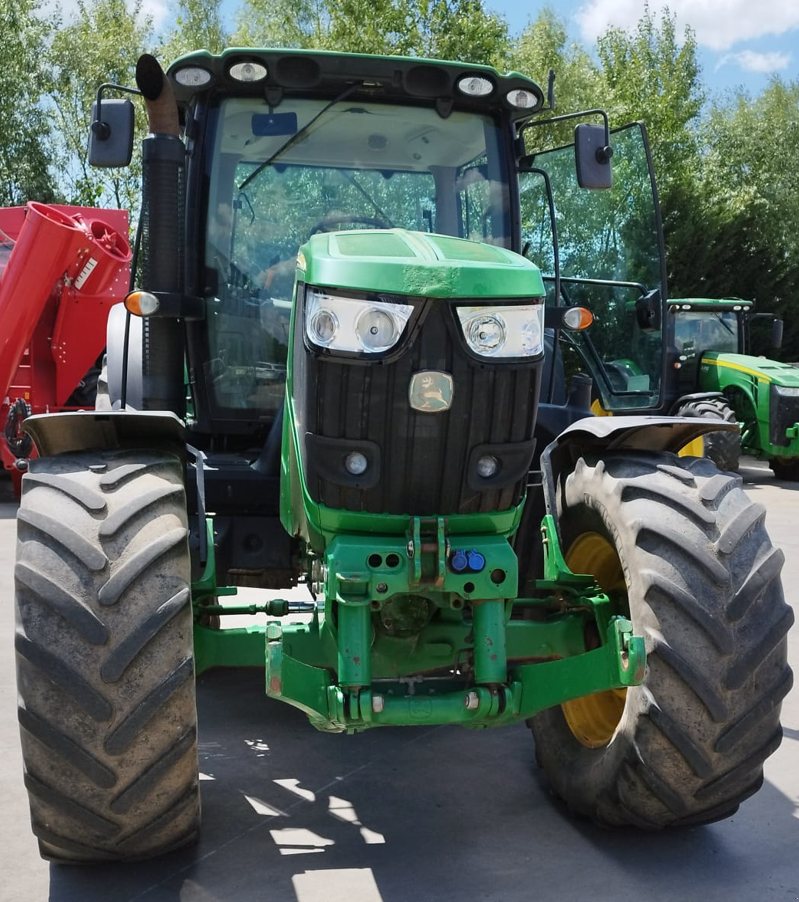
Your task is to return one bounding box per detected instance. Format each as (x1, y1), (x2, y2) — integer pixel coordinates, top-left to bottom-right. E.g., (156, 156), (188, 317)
(0, 203), (131, 494)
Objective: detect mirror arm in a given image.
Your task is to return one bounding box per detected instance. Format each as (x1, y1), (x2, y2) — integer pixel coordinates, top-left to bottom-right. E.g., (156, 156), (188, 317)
(92, 83), (142, 141)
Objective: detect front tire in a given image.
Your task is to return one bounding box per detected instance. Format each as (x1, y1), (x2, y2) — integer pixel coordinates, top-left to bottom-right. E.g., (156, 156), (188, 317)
(532, 451), (793, 828)
(15, 450), (200, 862)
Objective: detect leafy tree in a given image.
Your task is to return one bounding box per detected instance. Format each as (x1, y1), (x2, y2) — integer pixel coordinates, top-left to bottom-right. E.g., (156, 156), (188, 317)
(46, 0), (153, 211)
(232, 0), (509, 66)
(595, 5), (704, 173)
(510, 8), (599, 113)
(231, 0), (329, 48)
(0, 0), (58, 205)
(159, 0), (228, 63)
(673, 78), (799, 356)
(593, 6), (707, 303)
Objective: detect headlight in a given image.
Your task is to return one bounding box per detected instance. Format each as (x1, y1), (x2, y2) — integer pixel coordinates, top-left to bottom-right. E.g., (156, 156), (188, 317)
(774, 386), (799, 397)
(457, 303), (544, 358)
(305, 289), (413, 354)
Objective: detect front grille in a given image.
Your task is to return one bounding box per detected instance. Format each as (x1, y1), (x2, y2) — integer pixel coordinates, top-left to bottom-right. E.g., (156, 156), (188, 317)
(293, 300), (541, 515)
(770, 386), (799, 446)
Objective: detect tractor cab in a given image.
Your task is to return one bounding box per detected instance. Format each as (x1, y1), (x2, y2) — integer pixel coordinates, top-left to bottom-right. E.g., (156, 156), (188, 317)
(668, 297), (750, 395)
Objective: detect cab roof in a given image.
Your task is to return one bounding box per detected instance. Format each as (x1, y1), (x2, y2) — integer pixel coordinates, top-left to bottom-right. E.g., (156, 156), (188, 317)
(167, 48), (546, 122)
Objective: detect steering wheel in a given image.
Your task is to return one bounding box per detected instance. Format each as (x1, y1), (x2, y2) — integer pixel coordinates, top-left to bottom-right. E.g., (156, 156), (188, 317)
(309, 214), (392, 235)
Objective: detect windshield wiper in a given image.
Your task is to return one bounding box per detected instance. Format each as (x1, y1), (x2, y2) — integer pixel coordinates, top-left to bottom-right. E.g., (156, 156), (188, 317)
(238, 81), (363, 192)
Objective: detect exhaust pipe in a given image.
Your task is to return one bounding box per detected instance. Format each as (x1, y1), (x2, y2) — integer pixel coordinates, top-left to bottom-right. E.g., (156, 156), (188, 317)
(134, 53), (186, 415)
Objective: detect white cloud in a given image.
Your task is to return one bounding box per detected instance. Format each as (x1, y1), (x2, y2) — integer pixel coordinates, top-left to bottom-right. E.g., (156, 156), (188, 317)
(717, 49), (793, 73)
(576, 0), (799, 51)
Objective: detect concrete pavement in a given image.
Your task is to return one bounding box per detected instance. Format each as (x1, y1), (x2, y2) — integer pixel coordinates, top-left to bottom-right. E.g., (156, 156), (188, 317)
(1, 459), (797, 902)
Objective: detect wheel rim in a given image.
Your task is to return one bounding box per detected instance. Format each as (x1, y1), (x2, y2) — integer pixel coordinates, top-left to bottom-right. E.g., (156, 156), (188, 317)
(561, 531), (628, 749)
(679, 436), (705, 458)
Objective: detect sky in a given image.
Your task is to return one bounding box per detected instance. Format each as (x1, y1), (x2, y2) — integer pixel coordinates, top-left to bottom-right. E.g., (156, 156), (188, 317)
(62, 0), (799, 100)
(496, 0), (799, 98)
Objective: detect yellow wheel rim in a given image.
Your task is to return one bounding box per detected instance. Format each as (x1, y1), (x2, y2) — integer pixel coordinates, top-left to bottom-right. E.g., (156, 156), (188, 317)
(679, 436), (705, 458)
(561, 532), (628, 748)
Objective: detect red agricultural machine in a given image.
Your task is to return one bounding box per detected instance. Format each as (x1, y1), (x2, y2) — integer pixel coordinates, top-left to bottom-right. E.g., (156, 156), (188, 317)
(0, 203), (131, 496)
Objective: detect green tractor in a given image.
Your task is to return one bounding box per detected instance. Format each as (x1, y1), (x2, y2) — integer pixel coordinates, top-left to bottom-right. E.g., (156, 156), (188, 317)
(667, 297), (799, 478)
(13, 50), (793, 862)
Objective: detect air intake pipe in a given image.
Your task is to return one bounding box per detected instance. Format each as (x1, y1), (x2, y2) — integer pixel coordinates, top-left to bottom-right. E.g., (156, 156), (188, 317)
(134, 53), (186, 415)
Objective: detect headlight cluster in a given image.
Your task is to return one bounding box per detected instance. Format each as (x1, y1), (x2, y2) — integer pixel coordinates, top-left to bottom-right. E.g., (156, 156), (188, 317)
(456, 304), (544, 358)
(305, 289), (413, 354)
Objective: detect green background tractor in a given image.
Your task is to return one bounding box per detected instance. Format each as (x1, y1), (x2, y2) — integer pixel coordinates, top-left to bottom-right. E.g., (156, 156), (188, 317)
(11, 49), (793, 862)
(668, 297), (799, 477)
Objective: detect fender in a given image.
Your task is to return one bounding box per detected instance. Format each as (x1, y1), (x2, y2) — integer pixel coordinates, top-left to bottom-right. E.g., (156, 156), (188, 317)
(105, 302), (144, 409)
(539, 415), (739, 524)
(22, 409), (185, 459)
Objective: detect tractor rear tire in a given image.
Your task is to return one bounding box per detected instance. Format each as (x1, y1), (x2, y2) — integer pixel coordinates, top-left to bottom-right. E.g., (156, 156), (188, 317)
(531, 451), (793, 828)
(14, 450), (200, 862)
(675, 398), (740, 471)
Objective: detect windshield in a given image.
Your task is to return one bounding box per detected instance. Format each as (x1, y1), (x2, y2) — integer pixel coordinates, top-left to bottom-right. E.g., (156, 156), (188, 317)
(202, 97), (511, 418)
(673, 311), (739, 356)
(519, 124), (665, 411)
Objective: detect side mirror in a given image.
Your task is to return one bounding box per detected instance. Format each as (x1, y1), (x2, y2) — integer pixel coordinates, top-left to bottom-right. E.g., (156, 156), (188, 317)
(574, 124), (613, 190)
(635, 289), (661, 332)
(772, 318), (784, 350)
(88, 99), (134, 168)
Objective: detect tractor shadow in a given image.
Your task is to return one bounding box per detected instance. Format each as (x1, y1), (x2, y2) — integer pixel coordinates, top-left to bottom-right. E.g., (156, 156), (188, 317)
(47, 667), (799, 902)
(0, 499), (19, 517)
(739, 456), (799, 492)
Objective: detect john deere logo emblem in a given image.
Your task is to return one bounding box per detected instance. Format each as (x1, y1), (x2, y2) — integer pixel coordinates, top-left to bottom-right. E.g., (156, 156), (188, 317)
(409, 371), (454, 412)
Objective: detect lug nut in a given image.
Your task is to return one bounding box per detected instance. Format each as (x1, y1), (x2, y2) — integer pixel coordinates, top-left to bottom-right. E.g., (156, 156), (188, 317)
(465, 691), (480, 710)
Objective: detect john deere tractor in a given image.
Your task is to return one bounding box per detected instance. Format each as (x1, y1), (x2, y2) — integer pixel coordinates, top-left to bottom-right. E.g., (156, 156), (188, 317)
(12, 50), (793, 862)
(666, 297), (799, 477)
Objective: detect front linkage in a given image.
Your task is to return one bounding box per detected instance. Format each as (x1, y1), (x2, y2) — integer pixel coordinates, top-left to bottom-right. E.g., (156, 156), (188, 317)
(192, 513), (645, 733)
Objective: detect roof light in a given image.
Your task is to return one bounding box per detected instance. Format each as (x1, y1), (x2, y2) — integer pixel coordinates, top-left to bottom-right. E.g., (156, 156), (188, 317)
(457, 75), (493, 97)
(173, 66), (212, 88)
(229, 61), (268, 83)
(681, 304), (692, 310)
(506, 89), (538, 110)
(125, 290), (159, 317)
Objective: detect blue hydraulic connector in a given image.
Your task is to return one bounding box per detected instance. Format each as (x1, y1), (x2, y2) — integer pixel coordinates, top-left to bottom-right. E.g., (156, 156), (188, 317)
(450, 549), (469, 572)
(466, 549), (486, 572)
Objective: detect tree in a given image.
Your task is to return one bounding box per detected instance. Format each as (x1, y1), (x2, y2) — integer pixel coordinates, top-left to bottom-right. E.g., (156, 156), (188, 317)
(595, 5), (704, 174)
(232, 0), (509, 67)
(509, 8), (599, 113)
(159, 0), (228, 64)
(673, 78), (799, 355)
(594, 6), (708, 302)
(46, 0), (153, 211)
(231, 0), (329, 49)
(0, 0), (58, 205)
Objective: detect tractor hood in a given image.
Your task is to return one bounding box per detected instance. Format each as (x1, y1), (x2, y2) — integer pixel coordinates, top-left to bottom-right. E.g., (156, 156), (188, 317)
(297, 229), (545, 300)
(701, 352), (799, 388)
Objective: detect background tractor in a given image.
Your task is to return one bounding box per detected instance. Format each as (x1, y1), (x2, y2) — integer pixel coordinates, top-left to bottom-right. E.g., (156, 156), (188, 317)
(667, 297), (799, 477)
(12, 49), (793, 862)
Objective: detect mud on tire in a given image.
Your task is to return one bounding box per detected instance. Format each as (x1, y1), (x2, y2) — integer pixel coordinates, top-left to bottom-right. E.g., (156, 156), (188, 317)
(14, 450), (200, 862)
(531, 451), (793, 828)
